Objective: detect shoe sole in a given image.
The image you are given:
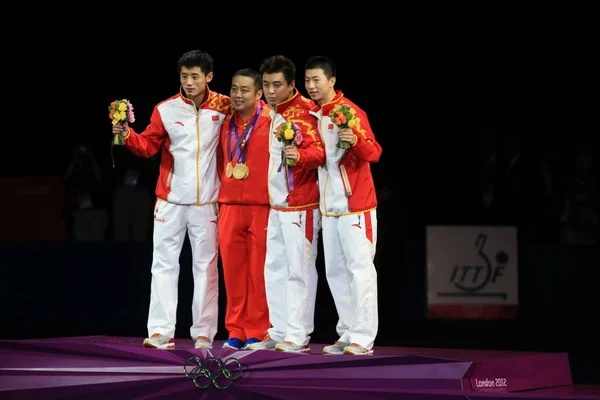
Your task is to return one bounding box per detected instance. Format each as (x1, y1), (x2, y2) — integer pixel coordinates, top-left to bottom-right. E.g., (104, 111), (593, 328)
(194, 344), (213, 349)
(247, 346), (276, 350)
(275, 345), (310, 353)
(343, 348), (374, 355)
(143, 339), (175, 350)
(222, 344), (240, 350)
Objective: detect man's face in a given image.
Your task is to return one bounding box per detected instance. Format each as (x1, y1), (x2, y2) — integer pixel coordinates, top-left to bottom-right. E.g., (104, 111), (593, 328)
(305, 68), (334, 104)
(262, 72), (294, 106)
(230, 75), (262, 114)
(180, 66), (212, 104)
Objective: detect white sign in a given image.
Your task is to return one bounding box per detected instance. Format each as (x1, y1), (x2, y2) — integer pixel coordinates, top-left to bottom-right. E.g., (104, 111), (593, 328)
(426, 226), (519, 318)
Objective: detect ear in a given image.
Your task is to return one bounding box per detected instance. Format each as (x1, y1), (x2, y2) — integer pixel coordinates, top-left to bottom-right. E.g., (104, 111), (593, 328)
(289, 79), (296, 90)
(206, 72), (214, 83)
(330, 77), (336, 87)
(256, 89), (264, 100)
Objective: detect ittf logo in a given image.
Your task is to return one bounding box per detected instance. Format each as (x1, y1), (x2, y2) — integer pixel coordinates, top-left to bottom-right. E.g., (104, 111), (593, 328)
(447, 233), (509, 299)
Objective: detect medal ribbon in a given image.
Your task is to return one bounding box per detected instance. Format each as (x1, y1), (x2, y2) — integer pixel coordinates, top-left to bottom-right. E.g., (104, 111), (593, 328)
(227, 103), (262, 164)
(277, 144), (295, 192)
(286, 164), (295, 191)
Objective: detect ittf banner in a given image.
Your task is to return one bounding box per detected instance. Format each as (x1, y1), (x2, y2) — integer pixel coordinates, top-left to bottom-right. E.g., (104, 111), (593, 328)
(426, 225), (519, 319)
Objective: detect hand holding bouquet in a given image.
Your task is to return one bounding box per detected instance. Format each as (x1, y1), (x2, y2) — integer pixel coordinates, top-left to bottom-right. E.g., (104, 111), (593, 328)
(330, 104), (358, 149)
(274, 121), (303, 166)
(108, 99), (135, 145)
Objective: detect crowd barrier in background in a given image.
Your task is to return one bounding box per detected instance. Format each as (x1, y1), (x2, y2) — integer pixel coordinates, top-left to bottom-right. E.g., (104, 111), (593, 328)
(1, 237), (597, 339)
(1, 177), (597, 337)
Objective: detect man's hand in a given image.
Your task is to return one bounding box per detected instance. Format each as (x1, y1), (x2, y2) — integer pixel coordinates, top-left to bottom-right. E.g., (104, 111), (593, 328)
(338, 128), (356, 146)
(283, 145), (299, 162)
(112, 122), (129, 136)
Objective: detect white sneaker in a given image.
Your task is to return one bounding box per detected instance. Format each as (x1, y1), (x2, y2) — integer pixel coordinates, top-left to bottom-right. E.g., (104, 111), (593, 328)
(143, 333), (175, 350)
(246, 334), (278, 350)
(322, 341), (349, 355)
(194, 336), (213, 349)
(275, 341), (310, 353)
(343, 343), (374, 355)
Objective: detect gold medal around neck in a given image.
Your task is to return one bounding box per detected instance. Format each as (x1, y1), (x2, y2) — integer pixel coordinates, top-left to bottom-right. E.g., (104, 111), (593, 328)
(233, 163), (249, 180)
(225, 162), (233, 178)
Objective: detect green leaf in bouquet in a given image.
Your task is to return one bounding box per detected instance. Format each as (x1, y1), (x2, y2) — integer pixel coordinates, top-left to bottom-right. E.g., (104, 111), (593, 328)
(113, 133), (125, 146)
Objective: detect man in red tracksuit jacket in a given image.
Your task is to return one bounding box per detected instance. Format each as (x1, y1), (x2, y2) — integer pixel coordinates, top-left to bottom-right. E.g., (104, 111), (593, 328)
(111, 50), (231, 350)
(217, 68), (272, 350)
(305, 55), (383, 356)
(247, 55), (324, 353)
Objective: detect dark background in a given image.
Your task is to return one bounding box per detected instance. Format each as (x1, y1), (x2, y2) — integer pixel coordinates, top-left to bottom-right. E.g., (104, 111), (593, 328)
(2, 14), (598, 385)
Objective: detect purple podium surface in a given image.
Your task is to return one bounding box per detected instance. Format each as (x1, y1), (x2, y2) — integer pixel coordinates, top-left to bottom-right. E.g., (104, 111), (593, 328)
(0, 336), (598, 399)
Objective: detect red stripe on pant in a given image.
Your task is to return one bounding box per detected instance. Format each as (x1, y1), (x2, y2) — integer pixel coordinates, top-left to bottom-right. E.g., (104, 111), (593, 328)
(364, 211), (373, 243)
(305, 208), (314, 243)
(219, 204), (270, 341)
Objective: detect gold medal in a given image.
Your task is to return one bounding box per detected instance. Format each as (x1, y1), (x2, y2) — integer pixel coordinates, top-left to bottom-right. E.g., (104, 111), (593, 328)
(225, 162), (233, 178)
(233, 163), (249, 180)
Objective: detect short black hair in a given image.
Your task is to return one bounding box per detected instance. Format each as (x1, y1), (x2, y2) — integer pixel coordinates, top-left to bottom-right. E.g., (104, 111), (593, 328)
(232, 68), (262, 92)
(259, 55), (296, 84)
(177, 50), (214, 75)
(305, 55), (336, 80)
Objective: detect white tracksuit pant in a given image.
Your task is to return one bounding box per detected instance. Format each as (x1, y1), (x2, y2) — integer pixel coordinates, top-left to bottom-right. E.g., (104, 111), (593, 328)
(264, 208), (321, 346)
(147, 199), (219, 340)
(322, 209), (378, 350)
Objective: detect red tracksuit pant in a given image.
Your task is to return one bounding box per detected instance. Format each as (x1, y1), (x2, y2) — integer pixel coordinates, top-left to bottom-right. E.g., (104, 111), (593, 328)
(219, 203), (270, 340)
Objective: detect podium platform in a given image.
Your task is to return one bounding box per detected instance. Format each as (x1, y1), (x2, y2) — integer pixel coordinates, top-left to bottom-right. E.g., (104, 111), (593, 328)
(1, 336), (599, 399)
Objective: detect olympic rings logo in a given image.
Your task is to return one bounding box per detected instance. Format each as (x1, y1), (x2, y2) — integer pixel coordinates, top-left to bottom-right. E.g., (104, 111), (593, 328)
(183, 356), (243, 390)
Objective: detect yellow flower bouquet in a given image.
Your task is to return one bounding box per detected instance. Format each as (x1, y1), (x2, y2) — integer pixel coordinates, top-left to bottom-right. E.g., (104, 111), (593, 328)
(330, 104), (358, 149)
(274, 120), (303, 166)
(108, 99), (135, 145)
